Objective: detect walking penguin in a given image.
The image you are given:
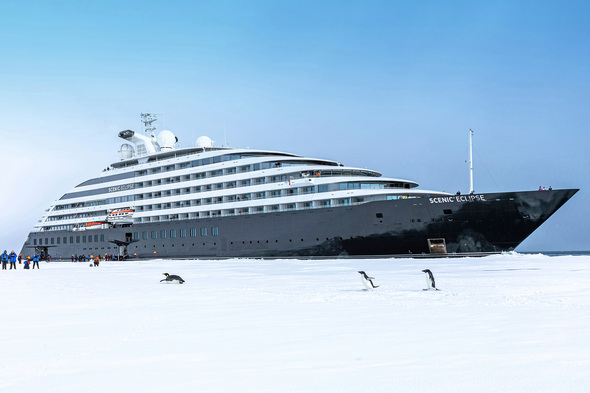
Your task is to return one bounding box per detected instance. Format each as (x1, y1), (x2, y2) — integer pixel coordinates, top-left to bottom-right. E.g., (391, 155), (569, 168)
(358, 271), (379, 290)
(422, 269), (438, 291)
(160, 273), (185, 284)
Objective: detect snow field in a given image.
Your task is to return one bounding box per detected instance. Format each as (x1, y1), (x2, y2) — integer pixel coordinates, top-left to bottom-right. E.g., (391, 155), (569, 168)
(1, 254), (589, 392)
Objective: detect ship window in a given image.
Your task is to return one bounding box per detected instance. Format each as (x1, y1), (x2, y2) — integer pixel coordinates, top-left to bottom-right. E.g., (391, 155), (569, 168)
(88, 236), (92, 243)
(100, 234), (104, 241)
(94, 235), (98, 242)
(142, 232), (148, 240)
(443, 209), (453, 215)
(83, 236), (87, 243)
(212, 227), (219, 236)
(318, 185), (328, 193)
(190, 228), (197, 237)
(161, 230), (166, 239)
(63, 237), (67, 244)
(376, 213), (383, 218)
(70, 236), (74, 243)
(201, 228), (207, 237)
(76, 236), (80, 243)
(34, 239), (37, 245)
(151, 231), (157, 239)
(133, 232), (139, 240)
(171, 230), (177, 238)
(180, 229), (186, 238)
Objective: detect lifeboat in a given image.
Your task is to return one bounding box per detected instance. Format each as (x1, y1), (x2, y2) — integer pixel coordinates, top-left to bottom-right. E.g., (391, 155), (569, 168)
(107, 208), (135, 224)
(72, 221), (108, 231)
(86, 221), (107, 227)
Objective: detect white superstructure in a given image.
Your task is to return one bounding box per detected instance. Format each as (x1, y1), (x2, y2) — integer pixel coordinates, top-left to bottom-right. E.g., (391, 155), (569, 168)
(34, 114), (448, 234)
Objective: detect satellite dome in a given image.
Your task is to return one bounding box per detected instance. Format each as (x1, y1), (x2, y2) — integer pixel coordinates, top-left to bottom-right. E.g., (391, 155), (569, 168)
(118, 144), (135, 160)
(196, 136), (214, 149)
(157, 130), (177, 150)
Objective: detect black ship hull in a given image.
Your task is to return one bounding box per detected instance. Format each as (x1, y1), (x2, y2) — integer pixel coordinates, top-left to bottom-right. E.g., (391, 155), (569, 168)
(21, 189), (578, 259)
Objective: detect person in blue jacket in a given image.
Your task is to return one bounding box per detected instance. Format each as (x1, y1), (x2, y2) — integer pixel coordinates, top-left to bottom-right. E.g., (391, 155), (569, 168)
(1, 250), (8, 270)
(32, 253), (40, 269)
(9, 251), (17, 269)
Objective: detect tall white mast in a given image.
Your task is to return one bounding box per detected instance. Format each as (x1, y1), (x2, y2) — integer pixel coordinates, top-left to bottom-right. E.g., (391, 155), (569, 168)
(469, 129), (474, 194)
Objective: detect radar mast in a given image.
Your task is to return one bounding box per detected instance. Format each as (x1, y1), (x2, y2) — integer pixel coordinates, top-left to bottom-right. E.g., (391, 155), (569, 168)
(141, 113), (160, 137)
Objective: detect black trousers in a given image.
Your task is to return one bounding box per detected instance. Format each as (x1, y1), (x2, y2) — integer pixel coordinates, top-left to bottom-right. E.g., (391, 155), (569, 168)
(9, 262), (16, 269)
(1, 261), (6, 269)
(32, 261), (39, 269)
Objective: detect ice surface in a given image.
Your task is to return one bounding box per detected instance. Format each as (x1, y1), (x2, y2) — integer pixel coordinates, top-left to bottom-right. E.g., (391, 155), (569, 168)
(1, 254), (589, 392)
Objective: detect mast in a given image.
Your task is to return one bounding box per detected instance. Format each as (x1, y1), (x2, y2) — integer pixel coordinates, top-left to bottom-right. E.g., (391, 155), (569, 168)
(469, 129), (474, 194)
(140, 113), (159, 137)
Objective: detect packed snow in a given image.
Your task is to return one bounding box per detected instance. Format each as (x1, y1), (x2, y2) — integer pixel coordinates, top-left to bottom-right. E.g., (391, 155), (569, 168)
(1, 253), (589, 392)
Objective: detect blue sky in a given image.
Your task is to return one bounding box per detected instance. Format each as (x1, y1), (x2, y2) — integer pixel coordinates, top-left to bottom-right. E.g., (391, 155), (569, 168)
(1, 0), (589, 252)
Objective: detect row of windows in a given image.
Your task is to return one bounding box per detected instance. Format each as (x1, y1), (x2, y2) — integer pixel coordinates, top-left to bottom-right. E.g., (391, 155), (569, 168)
(134, 227), (219, 240)
(133, 156), (331, 177)
(33, 234), (106, 245)
(54, 174), (398, 213)
(43, 195), (411, 231)
(33, 227), (220, 245)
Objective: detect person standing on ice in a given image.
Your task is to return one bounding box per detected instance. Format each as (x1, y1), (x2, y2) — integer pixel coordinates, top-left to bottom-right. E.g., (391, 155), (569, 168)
(9, 251), (17, 269)
(1, 250), (8, 270)
(32, 253), (40, 269)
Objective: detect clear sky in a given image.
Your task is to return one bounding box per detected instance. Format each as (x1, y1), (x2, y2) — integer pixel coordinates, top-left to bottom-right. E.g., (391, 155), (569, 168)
(1, 0), (589, 252)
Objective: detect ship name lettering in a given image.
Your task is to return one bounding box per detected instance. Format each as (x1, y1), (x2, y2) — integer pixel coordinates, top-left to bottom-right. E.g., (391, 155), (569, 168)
(108, 183), (135, 193)
(429, 195), (486, 204)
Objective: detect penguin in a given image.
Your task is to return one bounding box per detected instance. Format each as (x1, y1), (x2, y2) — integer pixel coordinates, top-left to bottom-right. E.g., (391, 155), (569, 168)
(358, 271), (379, 290)
(160, 273), (185, 284)
(422, 269), (438, 290)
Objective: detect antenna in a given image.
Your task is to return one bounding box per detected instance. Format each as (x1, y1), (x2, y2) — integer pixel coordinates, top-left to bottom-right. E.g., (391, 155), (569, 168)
(469, 129), (474, 194)
(140, 113), (160, 136)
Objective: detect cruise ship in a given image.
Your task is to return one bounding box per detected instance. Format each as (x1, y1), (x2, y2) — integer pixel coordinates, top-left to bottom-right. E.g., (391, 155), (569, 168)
(20, 115), (578, 259)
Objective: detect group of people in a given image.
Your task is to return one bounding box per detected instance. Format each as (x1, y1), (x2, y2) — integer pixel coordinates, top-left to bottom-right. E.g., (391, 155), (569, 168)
(71, 254), (124, 262)
(1, 250), (40, 270)
(538, 186), (553, 191)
